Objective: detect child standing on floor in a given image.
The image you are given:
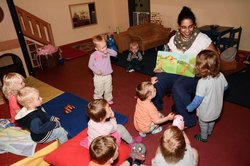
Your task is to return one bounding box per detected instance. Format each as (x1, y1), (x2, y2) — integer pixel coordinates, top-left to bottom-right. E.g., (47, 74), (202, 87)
(126, 41), (143, 72)
(89, 135), (146, 166)
(88, 35), (117, 105)
(2, 72), (25, 125)
(134, 77), (175, 137)
(15, 87), (68, 144)
(80, 99), (141, 149)
(152, 125), (199, 166)
(186, 50), (228, 142)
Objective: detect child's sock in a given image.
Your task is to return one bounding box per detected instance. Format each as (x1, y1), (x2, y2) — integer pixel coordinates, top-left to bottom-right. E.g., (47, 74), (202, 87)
(139, 132), (147, 138)
(194, 134), (208, 142)
(151, 126), (162, 134)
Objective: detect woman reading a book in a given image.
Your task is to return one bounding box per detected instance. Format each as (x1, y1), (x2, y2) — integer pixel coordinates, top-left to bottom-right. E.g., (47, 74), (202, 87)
(152, 6), (218, 128)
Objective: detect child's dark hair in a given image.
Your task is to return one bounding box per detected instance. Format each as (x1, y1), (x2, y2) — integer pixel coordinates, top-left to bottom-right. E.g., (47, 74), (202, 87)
(159, 126), (186, 163)
(178, 6), (196, 26)
(86, 99), (108, 122)
(89, 135), (117, 165)
(194, 50), (220, 78)
(136, 81), (153, 101)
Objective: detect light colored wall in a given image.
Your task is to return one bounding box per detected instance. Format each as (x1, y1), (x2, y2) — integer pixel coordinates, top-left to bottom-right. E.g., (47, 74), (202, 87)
(151, 0), (249, 51)
(14, 0), (129, 46)
(0, 0), (29, 76)
(8, 0), (250, 51)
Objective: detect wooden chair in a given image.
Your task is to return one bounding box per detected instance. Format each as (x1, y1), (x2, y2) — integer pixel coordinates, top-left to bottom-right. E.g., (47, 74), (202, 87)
(220, 27), (242, 51)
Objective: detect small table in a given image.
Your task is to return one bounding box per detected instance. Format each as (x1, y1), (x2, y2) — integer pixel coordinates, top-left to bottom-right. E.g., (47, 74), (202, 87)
(199, 25), (234, 49)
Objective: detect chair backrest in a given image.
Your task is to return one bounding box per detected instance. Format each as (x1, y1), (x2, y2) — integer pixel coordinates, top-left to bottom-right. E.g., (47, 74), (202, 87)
(229, 27), (242, 50)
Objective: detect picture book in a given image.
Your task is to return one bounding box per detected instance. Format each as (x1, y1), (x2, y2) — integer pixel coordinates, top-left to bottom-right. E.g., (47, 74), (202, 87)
(154, 51), (196, 77)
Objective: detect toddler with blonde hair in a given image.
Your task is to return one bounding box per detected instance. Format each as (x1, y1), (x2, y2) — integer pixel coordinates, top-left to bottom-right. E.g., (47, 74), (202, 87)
(15, 87), (68, 144)
(2, 72), (25, 124)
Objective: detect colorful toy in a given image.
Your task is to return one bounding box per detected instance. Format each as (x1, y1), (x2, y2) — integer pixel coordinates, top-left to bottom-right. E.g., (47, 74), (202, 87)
(64, 104), (75, 114)
(107, 34), (118, 52)
(130, 143), (146, 161)
(172, 115), (184, 130)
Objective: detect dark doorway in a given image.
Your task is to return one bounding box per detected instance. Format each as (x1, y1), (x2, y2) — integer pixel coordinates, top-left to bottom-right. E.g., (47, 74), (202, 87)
(0, 54), (26, 82)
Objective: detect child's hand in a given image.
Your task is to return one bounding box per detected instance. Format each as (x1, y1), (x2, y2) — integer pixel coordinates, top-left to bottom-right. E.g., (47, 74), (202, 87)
(166, 112), (175, 120)
(96, 70), (102, 75)
(132, 54), (138, 59)
(154, 69), (162, 73)
(54, 117), (60, 123)
(151, 77), (158, 84)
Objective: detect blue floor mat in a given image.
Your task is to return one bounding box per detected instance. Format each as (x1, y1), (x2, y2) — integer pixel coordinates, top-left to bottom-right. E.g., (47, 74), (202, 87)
(43, 92), (128, 138)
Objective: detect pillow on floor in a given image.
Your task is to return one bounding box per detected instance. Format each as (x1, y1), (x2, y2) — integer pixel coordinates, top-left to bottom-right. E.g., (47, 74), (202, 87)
(44, 129), (130, 166)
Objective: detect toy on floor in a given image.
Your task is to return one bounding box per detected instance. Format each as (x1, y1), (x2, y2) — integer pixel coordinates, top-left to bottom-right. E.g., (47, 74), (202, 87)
(130, 143), (146, 162)
(172, 115), (184, 130)
(64, 104), (75, 114)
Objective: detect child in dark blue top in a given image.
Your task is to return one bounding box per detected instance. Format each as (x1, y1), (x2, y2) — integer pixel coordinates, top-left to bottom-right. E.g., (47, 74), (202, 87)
(126, 41), (143, 72)
(15, 87), (68, 144)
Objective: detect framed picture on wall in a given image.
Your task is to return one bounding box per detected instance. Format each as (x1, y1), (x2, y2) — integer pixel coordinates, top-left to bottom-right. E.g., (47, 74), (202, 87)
(69, 3), (97, 28)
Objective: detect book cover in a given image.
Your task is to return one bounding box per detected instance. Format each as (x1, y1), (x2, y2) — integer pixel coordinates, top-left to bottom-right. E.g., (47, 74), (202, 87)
(154, 51), (196, 77)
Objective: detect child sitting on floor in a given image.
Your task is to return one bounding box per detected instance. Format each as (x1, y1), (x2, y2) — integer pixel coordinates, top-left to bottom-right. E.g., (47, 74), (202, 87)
(15, 87), (68, 144)
(80, 99), (141, 149)
(152, 125), (199, 166)
(186, 50), (228, 142)
(88, 35), (117, 105)
(89, 135), (146, 166)
(126, 41), (143, 72)
(134, 77), (175, 137)
(2, 72), (25, 125)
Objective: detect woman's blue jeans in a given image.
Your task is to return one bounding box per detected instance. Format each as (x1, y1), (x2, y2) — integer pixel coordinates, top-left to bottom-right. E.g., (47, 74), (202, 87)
(152, 72), (199, 127)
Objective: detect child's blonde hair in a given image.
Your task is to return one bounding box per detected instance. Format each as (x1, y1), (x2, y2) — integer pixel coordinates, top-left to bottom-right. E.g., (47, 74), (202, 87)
(17, 87), (39, 108)
(130, 41), (139, 50)
(92, 35), (106, 47)
(87, 99), (108, 122)
(194, 50), (220, 78)
(159, 125), (186, 163)
(89, 135), (117, 165)
(2, 72), (25, 99)
(136, 81), (153, 101)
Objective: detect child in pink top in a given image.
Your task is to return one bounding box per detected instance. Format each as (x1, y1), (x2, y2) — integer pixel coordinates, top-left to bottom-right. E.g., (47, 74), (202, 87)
(2, 72), (25, 125)
(88, 35), (117, 105)
(80, 99), (141, 149)
(134, 77), (175, 137)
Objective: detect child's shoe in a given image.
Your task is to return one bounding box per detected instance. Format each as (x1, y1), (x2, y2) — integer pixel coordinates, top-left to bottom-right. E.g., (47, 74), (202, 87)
(151, 126), (162, 134)
(139, 132), (147, 138)
(128, 69), (135, 73)
(194, 134), (208, 142)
